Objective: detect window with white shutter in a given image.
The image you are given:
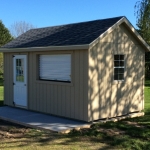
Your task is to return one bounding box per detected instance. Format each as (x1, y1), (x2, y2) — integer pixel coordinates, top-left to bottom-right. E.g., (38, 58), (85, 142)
(39, 54), (71, 82)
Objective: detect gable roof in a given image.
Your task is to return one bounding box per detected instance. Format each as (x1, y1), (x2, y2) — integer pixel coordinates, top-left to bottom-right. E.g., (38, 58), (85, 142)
(2, 16), (123, 48)
(1, 16), (150, 52)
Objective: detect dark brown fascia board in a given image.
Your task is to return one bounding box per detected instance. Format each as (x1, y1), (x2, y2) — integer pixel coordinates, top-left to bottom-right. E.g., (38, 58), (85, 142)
(0, 44), (89, 52)
(90, 17), (150, 52)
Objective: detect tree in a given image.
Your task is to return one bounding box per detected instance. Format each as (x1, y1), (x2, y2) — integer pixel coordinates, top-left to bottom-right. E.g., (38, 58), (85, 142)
(10, 21), (35, 38)
(0, 20), (13, 77)
(135, 0), (150, 44)
(135, 0), (150, 79)
(0, 20), (13, 47)
(145, 53), (150, 79)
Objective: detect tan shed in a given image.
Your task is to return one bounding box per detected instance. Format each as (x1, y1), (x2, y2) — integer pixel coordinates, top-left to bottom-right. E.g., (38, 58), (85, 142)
(0, 16), (149, 122)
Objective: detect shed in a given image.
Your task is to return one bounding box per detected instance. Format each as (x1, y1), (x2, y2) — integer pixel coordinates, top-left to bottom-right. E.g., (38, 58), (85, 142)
(0, 16), (149, 122)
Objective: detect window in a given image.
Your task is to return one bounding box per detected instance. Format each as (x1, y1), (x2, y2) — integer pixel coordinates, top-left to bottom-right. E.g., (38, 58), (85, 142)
(114, 55), (124, 81)
(16, 59), (24, 82)
(39, 54), (71, 82)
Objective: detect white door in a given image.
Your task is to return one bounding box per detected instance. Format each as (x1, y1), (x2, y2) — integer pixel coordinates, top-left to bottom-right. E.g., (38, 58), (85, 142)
(13, 55), (27, 107)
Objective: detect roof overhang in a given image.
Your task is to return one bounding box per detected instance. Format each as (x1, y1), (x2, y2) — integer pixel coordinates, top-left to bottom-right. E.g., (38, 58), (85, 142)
(0, 44), (89, 52)
(90, 17), (150, 52)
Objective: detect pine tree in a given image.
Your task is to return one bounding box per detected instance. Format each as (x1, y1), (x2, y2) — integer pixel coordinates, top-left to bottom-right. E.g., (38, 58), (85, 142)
(0, 20), (13, 47)
(135, 0), (150, 44)
(135, 0), (150, 79)
(0, 20), (13, 77)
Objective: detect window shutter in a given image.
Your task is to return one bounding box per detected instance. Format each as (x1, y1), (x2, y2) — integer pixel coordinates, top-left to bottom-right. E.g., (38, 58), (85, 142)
(39, 54), (71, 82)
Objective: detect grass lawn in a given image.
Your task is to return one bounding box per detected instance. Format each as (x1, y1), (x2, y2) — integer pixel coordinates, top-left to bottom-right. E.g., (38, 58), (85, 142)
(0, 86), (3, 106)
(145, 80), (150, 114)
(0, 80), (149, 150)
(0, 78), (3, 106)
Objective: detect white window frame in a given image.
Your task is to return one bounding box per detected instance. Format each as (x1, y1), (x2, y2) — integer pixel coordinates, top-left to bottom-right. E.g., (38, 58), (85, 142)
(114, 54), (124, 81)
(39, 54), (71, 82)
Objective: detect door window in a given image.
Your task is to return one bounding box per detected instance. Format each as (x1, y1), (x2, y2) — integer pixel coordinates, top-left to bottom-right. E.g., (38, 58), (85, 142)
(16, 59), (24, 82)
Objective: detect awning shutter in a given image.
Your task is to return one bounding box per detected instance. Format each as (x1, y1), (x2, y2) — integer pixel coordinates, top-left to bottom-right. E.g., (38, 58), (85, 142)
(39, 54), (71, 82)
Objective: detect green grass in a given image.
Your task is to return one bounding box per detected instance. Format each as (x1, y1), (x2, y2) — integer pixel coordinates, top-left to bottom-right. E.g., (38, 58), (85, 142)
(145, 80), (150, 114)
(0, 78), (3, 106)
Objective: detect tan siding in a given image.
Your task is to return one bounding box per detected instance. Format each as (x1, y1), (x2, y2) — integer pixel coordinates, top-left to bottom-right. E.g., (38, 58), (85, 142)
(43, 83), (47, 113)
(7, 54), (13, 105)
(4, 53), (9, 105)
(36, 83), (39, 111)
(83, 50), (88, 121)
(57, 85), (62, 116)
(79, 50), (84, 120)
(61, 86), (66, 116)
(4, 50), (88, 121)
(49, 84), (53, 114)
(88, 23), (145, 121)
(28, 52), (33, 109)
(70, 86), (75, 118)
(10, 54), (13, 106)
(65, 86), (71, 118)
(111, 84), (117, 117)
(46, 84), (51, 113)
(24, 50), (88, 121)
(4, 53), (13, 106)
(74, 50), (80, 119)
(88, 44), (100, 121)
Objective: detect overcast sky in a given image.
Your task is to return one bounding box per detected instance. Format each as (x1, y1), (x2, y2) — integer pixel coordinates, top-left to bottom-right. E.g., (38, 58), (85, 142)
(0, 0), (138, 29)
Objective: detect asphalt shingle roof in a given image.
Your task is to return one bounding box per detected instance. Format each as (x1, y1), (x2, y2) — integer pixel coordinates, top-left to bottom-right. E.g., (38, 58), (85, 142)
(3, 16), (123, 48)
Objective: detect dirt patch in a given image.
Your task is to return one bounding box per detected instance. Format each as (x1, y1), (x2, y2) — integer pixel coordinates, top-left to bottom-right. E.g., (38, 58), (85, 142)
(97, 128), (125, 136)
(0, 119), (30, 139)
(123, 121), (145, 128)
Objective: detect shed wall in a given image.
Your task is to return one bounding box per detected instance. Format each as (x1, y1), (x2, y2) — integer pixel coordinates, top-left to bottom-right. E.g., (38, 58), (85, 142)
(4, 50), (88, 121)
(88, 24), (145, 121)
(4, 53), (13, 106)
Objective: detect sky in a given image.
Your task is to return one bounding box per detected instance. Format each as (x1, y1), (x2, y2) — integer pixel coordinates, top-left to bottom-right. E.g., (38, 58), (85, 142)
(0, 0), (139, 30)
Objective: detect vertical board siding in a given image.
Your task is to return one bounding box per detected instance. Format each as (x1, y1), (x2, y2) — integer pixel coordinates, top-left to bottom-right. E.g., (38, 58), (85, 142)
(9, 54), (13, 106)
(46, 84), (51, 113)
(88, 24), (145, 121)
(7, 53), (11, 105)
(70, 86), (75, 118)
(27, 50), (88, 121)
(79, 50), (84, 120)
(83, 51), (88, 121)
(61, 86), (66, 116)
(57, 85), (62, 116)
(74, 50), (80, 119)
(4, 53), (9, 105)
(4, 53), (13, 106)
(65, 86), (71, 118)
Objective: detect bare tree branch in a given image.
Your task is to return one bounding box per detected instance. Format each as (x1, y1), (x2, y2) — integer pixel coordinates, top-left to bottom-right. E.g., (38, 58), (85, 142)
(10, 21), (36, 38)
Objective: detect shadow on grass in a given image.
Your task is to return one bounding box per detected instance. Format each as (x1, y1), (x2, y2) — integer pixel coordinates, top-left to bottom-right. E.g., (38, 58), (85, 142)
(0, 100), (3, 106)
(68, 116), (150, 150)
(145, 80), (150, 87)
(0, 78), (3, 86)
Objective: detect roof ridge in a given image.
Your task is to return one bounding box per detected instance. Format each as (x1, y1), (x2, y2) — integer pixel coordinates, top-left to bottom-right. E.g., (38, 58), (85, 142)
(31, 16), (124, 30)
